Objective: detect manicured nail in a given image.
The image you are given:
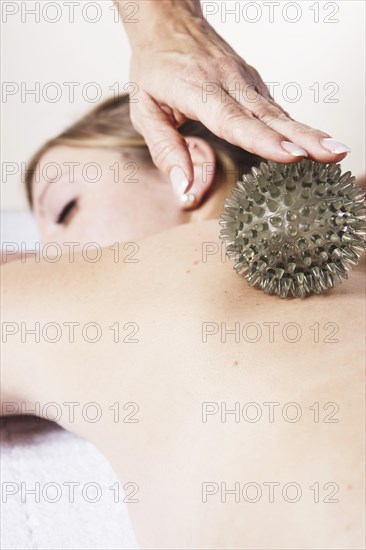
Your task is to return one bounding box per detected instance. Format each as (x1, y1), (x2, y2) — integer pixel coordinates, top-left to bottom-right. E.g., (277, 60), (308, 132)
(170, 166), (189, 197)
(281, 141), (308, 157)
(321, 138), (351, 154)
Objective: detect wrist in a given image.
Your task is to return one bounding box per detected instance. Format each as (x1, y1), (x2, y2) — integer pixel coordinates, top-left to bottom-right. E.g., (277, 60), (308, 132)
(119, 0), (204, 47)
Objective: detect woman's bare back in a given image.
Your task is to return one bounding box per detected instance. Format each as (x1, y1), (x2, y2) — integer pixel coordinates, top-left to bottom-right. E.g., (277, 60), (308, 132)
(2, 220), (365, 549)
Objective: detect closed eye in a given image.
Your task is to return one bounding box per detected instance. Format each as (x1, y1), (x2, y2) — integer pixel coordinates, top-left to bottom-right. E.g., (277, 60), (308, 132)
(56, 199), (78, 225)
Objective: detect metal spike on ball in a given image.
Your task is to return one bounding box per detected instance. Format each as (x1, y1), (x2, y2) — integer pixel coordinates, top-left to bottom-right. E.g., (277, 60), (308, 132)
(219, 159), (366, 299)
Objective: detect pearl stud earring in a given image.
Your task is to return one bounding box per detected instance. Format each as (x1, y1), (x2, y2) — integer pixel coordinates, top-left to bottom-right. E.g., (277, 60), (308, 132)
(180, 192), (196, 209)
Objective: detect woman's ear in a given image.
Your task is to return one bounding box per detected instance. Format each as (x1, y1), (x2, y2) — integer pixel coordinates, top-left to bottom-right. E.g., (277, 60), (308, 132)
(179, 136), (216, 210)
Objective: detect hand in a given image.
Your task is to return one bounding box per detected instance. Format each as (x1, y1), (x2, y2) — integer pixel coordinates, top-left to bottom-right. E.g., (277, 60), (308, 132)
(125, 10), (350, 194)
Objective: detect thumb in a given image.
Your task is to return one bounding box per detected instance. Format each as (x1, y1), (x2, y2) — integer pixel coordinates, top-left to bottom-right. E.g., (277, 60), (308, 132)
(130, 94), (194, 197)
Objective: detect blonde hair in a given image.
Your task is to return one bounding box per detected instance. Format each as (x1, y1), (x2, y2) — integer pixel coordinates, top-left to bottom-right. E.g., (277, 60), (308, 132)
(25, 94), (260, 206)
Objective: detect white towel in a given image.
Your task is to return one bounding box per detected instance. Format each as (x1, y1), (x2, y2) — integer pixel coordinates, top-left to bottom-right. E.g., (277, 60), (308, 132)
(0, 415), (139, 549)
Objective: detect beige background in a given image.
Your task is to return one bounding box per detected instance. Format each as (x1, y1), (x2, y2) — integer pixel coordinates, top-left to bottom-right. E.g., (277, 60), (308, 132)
(1, 0), (365, 212)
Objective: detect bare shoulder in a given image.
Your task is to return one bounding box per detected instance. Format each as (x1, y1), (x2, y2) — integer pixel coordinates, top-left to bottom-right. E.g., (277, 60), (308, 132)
(2, 218), (364, 330)
(134, 218), (365, 320)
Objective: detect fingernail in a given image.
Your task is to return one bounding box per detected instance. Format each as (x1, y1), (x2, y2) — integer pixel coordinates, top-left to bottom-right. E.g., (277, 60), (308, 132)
(281, 141), (308, 157)
(180, 192), (197, 210)
(321, 138), (351, 154)
(170, 166), (189, 197)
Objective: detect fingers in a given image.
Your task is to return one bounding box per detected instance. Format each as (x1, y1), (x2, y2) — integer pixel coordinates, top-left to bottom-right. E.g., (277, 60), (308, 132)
(221, 62), (350, 162)
(159, 104), (187, 126)
(236, 88), (350, 162)
(195, 89), (308, 163)
(130, 93), (193, 196)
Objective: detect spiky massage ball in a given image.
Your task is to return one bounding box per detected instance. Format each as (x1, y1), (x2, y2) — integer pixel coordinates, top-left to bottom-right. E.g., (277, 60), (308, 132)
(219, 160), (365, 298)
